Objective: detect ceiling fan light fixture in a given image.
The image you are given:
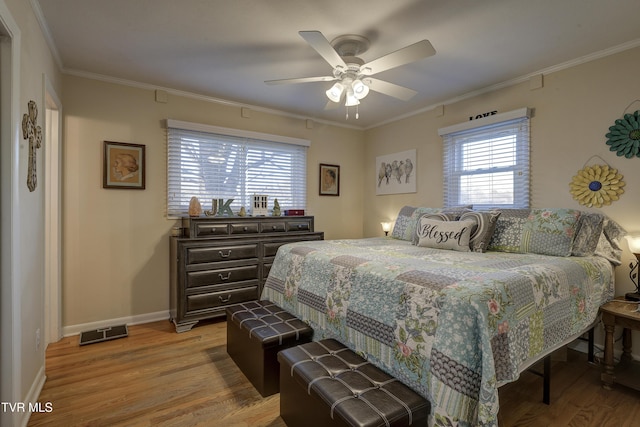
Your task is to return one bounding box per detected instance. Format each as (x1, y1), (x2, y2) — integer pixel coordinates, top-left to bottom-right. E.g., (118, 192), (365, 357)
(352, 79), (369, 99)
(326, 82), (345, 103)
(345, 91), (360, 107)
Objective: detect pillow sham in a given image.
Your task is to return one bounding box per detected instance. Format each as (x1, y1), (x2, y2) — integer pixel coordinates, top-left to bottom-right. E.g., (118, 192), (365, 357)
(571, 212), (605, 257)
(487, 209), (531, 253)
(595, 217), (627, 265)
(459, 210), (501, 252)
(416, 217), (475, 252)
(390, 205), (419, 240)
(519, 208), (581, 257)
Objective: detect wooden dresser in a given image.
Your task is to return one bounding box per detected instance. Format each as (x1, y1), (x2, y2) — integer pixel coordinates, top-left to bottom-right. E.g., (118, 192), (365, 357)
(170, 216), (323, 332)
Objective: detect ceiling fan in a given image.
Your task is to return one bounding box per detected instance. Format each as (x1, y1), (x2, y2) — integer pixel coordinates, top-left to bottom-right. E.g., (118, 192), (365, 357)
(265, 31), (436, 119)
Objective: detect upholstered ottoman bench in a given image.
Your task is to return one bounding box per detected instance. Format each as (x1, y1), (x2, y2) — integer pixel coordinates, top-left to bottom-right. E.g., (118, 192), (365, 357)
(278, 339), (430, 427)
(226, 300), (312, 397)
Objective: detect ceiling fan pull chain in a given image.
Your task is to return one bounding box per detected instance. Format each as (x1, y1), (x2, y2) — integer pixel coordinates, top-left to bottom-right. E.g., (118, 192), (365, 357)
(345, 106), (349, 120)
(356, 105), (359, 120)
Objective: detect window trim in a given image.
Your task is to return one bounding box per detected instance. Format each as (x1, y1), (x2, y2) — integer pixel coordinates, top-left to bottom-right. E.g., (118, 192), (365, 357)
(166, 119), (310, 147)
(165, 120), (310, 218)
(437, 108), (531, 137)
(438, 108), (531, 209)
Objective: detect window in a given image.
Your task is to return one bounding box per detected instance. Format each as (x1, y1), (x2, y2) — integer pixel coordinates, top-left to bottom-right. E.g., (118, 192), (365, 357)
(439, 108), (530, 210)
(167, 120), (309, 217)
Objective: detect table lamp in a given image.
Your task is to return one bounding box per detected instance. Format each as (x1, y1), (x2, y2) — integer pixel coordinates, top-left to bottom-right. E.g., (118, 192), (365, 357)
(381, 222), (392, 236)
(626, 235), (640, 301)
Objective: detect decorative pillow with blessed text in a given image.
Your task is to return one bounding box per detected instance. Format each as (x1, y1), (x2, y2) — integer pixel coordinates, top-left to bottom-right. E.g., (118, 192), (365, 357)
(416, 217), (475, 252)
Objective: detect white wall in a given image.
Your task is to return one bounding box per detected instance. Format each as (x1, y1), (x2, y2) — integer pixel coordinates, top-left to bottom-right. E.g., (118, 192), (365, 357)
(0, 0), (62, 425)
(61, 76), (365, 329)
(364, 45), (640, 355)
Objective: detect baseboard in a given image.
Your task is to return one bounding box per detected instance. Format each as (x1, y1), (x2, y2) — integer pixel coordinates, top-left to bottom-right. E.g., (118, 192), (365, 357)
(62, 310), (170, 337)
(567, 339), (592, 355)
(20, 365), (46, 427)
(567, 338), (639, 362)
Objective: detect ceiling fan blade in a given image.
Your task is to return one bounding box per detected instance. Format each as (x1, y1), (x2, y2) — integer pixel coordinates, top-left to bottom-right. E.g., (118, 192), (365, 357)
(299, 31), (348, 70)
(265, 76), (336, 85)
(366, 78), (417, 101)
(361, 40), (435, 75)
(324, 100), (340, 110)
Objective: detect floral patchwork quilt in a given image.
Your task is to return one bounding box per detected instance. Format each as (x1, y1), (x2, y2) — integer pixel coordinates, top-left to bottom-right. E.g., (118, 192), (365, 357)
(261, 237), (614, 427)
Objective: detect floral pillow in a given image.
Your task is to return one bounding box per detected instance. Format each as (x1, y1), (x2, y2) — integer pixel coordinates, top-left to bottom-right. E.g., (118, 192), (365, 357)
(487, 209), (531, 253)
(519, 208), (582, 256)
(416, 217), (475, 252)
(390, 206), (419, 240)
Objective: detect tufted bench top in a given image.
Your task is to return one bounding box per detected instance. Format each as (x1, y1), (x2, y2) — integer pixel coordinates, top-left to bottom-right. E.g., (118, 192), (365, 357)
(227, 300), (312, 348)
(278, 339), (430, 427)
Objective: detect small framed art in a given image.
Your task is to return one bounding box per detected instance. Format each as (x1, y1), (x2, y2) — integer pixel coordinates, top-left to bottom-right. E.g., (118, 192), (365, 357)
(103, 141), (146, 189)
(376, 149), (416, 195)
(319, 163), (339, 196)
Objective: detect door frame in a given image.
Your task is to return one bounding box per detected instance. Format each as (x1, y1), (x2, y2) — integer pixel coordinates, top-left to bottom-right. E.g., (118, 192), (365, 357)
(0, 2), (22, 425)
(44, 75), (62, 346)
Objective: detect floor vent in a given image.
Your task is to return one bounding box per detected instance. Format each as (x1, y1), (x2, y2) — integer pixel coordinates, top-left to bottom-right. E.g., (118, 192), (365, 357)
(79, 324), (128, 346)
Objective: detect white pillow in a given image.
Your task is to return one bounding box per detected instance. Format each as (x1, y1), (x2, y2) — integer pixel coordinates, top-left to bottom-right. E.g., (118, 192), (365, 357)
(416, 218), (475, 252)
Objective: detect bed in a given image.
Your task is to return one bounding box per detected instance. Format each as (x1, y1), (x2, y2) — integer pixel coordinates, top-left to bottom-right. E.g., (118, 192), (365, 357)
(261, 207), (625, 426)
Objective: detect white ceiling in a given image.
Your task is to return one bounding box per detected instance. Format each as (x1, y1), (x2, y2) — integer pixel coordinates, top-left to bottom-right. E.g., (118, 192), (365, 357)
(34, 0), (640, 129)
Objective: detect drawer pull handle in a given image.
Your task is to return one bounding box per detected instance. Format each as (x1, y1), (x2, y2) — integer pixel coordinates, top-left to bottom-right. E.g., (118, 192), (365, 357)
(297, 224), (303, 229)
(243, 226), (248, 231)
(218, 272), (232, 281)
(272, 225), (277, 230)
(219, 294), (232, 303)
(219, 250), (232, 258)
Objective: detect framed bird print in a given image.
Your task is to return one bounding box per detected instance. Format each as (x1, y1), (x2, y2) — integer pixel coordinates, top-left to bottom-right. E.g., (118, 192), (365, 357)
(376, 149), (416, 195)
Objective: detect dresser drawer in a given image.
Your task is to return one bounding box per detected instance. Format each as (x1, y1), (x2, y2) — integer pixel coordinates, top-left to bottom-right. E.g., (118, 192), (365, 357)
(260, 221), (286, 233)
(263, 241), (291, 258)
(186, 265), (259, 288)
(263, 233), (324, 258)
(286, 219), (312, 232)
(192, 223), (229, 237)
(185, 244), (258, 264)
(229, 222), (260, 235)
(263, 262), (273, 279)
(185, 285), (259, 313)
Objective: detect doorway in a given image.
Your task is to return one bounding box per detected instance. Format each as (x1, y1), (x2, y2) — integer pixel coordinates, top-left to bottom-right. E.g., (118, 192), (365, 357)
(44, 77), (62, 346)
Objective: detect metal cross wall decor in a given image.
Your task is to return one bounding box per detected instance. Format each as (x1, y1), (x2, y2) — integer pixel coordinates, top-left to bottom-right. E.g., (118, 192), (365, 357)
(22, 100), (43, 192)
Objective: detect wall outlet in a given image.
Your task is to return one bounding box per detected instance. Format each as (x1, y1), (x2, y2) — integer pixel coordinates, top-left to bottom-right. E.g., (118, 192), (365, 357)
(36, 328), (40, 352)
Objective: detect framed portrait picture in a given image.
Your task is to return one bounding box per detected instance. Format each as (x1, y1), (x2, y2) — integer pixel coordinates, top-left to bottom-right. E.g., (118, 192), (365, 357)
(103, 141), (146, 189)
(319, 163), (340, 196)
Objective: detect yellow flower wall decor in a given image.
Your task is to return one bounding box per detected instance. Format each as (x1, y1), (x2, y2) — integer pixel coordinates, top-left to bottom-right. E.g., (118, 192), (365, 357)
(569, 164), (625, 208)
(606, 110), (640, 158)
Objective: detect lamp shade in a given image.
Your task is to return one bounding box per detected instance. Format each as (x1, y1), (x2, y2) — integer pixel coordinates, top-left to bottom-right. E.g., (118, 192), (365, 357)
(352, 79), (370, 99)
(326, 82), (345, 103)
(627, 235), (640, 254)
(381, 222), (392, 233)
(345, 92), (360, 107)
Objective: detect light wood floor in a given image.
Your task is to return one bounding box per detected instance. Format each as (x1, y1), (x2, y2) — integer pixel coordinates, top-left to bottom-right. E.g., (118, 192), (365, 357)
(28, 319), (640, 427)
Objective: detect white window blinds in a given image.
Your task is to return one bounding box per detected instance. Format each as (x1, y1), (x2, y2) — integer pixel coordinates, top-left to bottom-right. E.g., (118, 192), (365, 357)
(439, 109), (530, 209)
(167, 120), (309, 217)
